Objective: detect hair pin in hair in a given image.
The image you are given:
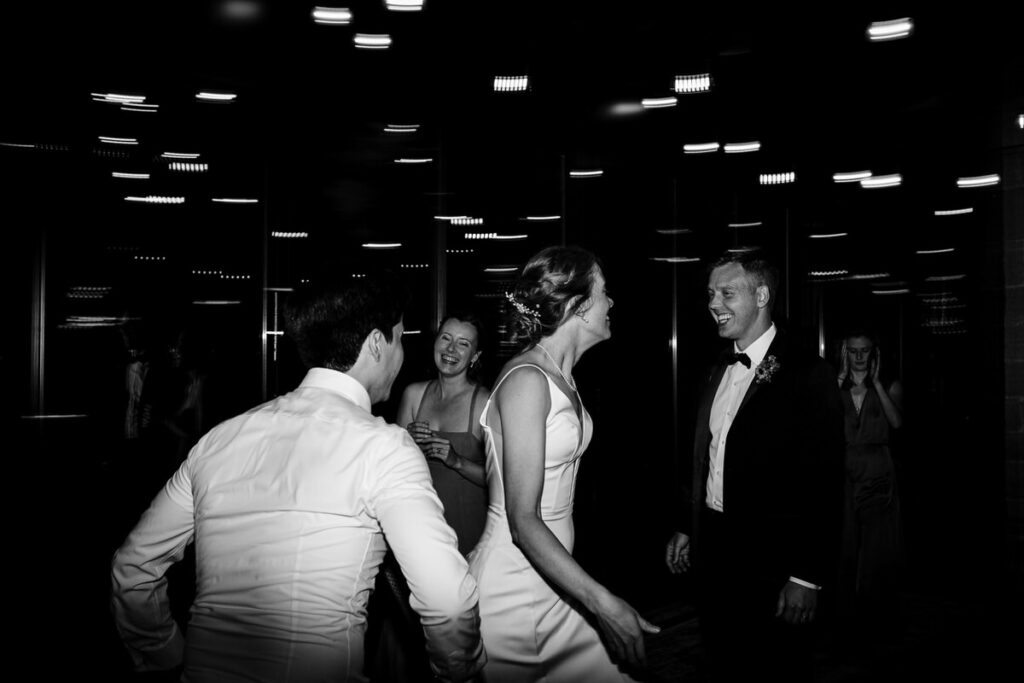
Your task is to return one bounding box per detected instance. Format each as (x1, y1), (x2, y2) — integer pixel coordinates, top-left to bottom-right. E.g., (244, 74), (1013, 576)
(505, 291), (541, 320)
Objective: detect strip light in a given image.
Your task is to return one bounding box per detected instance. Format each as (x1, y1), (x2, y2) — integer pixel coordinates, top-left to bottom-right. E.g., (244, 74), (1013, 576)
(956, 174), (999, 188)
(494, 76), (529, 92)
(312, 7), (352, 25)
(867, 18), (914, 42)
(673, 74), (711, 93)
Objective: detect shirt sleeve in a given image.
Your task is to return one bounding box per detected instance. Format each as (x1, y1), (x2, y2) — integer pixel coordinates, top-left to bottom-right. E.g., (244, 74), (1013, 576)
(369, 431), (485, 682)
(110, 458), (195, 672)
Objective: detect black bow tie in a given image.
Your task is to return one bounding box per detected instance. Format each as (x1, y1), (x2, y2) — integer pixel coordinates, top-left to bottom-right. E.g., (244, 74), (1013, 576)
(726, 352), (751, 368)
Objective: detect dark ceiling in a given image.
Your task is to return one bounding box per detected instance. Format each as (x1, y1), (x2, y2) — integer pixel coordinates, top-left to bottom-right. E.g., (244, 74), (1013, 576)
(2, 2), (1020, 293)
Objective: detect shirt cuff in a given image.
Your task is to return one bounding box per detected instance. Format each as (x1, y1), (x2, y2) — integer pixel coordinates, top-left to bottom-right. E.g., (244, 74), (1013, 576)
(788, 576), (822, 591)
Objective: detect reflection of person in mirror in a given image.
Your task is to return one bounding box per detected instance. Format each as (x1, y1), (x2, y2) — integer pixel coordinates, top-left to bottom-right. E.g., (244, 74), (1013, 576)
(835, 328), (905, 646)
(119, 319), (150, 445)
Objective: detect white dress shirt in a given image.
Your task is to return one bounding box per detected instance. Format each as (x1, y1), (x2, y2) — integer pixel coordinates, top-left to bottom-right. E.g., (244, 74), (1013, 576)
(706, 324), (776, 512)
(112, 367), (484, 682)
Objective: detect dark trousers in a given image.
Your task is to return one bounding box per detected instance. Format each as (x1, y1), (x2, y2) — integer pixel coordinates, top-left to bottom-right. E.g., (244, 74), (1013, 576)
(694, 507), (815, 683)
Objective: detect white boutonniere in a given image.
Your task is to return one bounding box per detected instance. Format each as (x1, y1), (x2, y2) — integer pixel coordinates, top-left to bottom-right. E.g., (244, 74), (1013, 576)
(755, 355), (781, 384)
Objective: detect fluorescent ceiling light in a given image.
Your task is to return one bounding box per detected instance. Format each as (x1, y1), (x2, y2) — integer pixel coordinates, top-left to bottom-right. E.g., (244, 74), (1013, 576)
(642, 97), (677, 109)
(125, 195), (184, 204)
(196, 91), (237, 102)
(385, 0), (424, 11)
(723, 141), (760, 154)
(860, 174), (902, 188)
(91, 92), (145, 104)
(354, 33), (392, 49)
(683, 142), (719, 154)
(312, 7), (352, 25)
(956, 174), (999, 188)
(867, 18), (914, 41)
(833, 170), (872, 183)
(494, 76), (529, 92)
(673, 74), (711, 93)
(99, 136), (138, 145)
(760, 172), (795, 185)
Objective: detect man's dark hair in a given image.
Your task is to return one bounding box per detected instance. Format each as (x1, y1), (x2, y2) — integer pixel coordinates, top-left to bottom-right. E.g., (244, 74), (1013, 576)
(709, 247), (780, 312)
(284, 270), (408, 372)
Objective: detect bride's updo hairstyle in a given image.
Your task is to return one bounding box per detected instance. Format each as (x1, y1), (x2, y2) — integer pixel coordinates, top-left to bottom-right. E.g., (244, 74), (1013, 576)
(506, 245), (601, 350)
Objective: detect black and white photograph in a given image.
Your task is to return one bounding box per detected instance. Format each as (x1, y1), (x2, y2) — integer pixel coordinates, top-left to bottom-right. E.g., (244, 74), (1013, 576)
(4, 2), (1021, 681)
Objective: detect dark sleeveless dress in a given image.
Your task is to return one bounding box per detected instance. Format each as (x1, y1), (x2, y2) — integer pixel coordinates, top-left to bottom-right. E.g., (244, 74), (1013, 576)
(839, 384), (904, 618)
(365, 383), (489, 682)
(416, 381), (488, 556)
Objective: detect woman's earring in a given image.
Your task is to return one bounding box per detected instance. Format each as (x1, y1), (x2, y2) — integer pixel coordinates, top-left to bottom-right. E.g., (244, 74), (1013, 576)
(576, 311), (590, 324)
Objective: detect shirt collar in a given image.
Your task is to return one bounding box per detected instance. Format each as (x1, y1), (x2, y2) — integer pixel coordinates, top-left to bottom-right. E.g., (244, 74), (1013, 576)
(298, 367), (373, 413)
(735, 323), (776, 368)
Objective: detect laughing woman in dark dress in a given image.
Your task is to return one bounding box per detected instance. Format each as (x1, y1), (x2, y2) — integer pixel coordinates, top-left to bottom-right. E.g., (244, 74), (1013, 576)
(396, 311), (490, 554)
(366, 311), (490, 682)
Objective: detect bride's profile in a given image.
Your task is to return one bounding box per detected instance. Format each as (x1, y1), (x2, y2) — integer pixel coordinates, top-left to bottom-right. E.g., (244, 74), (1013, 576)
(467, 245), (658, 682)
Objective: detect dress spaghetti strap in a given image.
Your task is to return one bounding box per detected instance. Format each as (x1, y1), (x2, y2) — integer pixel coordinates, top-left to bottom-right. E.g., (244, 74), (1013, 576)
(413, 380), (434, 422)
(466, 384), (482, 432)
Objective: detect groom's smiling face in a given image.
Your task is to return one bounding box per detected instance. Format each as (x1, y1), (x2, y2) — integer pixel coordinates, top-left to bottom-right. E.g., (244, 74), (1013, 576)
(707, 263), (768, 349)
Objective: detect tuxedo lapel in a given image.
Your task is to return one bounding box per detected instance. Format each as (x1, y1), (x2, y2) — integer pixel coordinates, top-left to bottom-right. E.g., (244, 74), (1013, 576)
(736, 331), (788, 415)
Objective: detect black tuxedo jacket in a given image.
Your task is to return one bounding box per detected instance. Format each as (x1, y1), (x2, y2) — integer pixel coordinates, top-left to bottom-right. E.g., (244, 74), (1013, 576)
(682, 328), (845, 588)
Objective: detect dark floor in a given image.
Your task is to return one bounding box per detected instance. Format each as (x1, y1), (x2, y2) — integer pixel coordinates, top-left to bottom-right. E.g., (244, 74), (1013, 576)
(17, 420), (1021, 682)
(88, 580), (1022, 682)
(640, 588), (1022, 683)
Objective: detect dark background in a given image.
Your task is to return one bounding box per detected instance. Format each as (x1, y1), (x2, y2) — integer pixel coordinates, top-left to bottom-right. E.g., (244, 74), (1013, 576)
(2, 2), (1020, 678)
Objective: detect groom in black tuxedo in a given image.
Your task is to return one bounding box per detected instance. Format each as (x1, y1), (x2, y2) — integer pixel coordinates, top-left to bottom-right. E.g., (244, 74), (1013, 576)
(665, 248), (845, 682)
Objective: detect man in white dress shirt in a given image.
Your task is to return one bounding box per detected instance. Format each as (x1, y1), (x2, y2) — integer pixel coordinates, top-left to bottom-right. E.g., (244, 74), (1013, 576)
(664, 248), (844, 682)
(111, 271), (484, 682)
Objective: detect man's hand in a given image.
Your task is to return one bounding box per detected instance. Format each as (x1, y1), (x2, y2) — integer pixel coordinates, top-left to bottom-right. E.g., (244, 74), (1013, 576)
(775, 580), (818, 625)
(664, 532), (691, 574)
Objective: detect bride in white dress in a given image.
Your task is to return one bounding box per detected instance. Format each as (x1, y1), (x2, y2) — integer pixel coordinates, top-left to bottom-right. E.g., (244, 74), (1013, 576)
(468, 246), (659, 682)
